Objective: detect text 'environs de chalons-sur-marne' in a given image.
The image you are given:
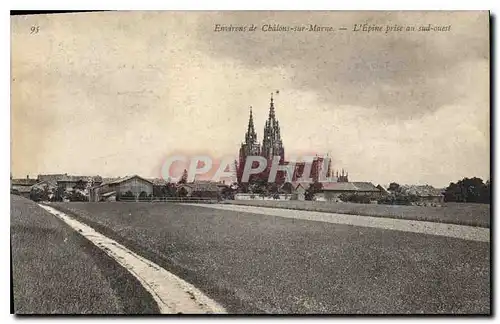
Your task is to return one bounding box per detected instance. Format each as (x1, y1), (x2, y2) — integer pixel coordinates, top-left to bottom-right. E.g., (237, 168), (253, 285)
(213, 24), (337, 32)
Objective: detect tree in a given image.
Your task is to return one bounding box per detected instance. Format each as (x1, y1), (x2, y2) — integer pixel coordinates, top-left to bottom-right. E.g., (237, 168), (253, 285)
(121, 190), (135, 201)
(305, 181), (323, 201)
(165, 183), (177, 197)
(268, 183), (279, 195)
(339, 193), (365, 204)
(177, 186), (188, 198)
(444, 177), (489, 204)
(30, 184), (55, 202)
(69, 190), (87, 202)
(237, 182), (249, 193)
(54, 186), (66, 202)
(73, 180), (86, 191)
(139, 191), (149, 201)
(281, 182), (293, 194)
(388, 182), (401, 193)
(178, 169), (188, 185)
(30, 188), (43, 202)
(250, 177), (268, 195)
(483, 179), (491, 204)
(234, 160), (239, 183)
(153, 185), (164, 198)
(220, 186), (235, 200)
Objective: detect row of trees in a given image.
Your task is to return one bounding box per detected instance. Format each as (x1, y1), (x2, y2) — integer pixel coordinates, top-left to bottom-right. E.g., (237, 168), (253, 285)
(116, 186), (191, 201)
(443, 177), (490, 204)
(377, 182), (421, 205)
(30, 186), (88, 202)
(379, 177), (491, 205)
(234, 178), (325, 201)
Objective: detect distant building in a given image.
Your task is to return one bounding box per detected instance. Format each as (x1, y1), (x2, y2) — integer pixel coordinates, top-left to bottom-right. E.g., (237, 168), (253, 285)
(401, 185), (444, 205)
(37, 174), (67, 183)
(317, 182), (381, 201)
(293, 182), (308, 201)
(290, 181), (379, 201)
(36, 174), (102, 191)
(376, 184), (390, 196)
(11, 176), (37, 198)
(148, 178), (171, 197)
(149, 178), (169, 186)
(56, 175), (103, 190)
(89, 175), (153, 202)
(178, 181), (221, 198)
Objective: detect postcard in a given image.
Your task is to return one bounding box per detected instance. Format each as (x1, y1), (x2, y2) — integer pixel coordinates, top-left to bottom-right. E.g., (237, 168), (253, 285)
(10, 11), (490, 315)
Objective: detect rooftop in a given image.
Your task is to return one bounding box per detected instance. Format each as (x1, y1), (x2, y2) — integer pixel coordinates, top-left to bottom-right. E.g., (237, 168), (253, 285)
(401, 185), (444, 197)
(105, 175), (153, 185)
(181, 181), (220, 192)
(321, 182), (380, 192)
(11, 178), (38, 186)
(37, 174), (102, 183)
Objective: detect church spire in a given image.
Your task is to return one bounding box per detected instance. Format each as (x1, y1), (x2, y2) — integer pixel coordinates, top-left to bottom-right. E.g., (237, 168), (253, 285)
(238, 106), (261, 184)
(248, 106), (255, 133)
(245, 106), (257, 143)
(262, 92), (284, 163)
(269, 92), (275, 119)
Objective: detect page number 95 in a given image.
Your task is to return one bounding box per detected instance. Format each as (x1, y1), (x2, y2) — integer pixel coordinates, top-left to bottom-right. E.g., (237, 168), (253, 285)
(30, 26), (39, 34)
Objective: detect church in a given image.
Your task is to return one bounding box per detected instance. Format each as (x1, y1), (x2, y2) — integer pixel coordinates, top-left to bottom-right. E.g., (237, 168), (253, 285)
(236, 93), (349, 185)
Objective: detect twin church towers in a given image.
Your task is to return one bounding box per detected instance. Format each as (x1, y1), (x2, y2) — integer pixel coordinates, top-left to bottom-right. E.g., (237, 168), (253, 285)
(239, 92), (285, 166)
(236, 92), (349, 185)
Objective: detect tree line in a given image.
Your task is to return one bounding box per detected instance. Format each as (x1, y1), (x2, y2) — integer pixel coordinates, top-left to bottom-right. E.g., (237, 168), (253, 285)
(443, 177), (490, 204)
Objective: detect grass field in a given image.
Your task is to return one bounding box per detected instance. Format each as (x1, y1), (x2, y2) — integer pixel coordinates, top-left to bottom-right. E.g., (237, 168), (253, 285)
(45, 200), (490, 313)
(10, 195), (159, 314)
(223, 200), (490, 228)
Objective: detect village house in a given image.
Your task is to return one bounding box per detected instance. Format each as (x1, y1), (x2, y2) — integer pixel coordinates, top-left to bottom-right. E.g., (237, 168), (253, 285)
(290, 181), (381, 201)
(401, 185), (445, 205)
(89, 175), (153, 202)
(148, 178), (170, 196)
(376, 184), (390, 196)
(56, 175), (103, 190)
(37, 174), (67, 183)
(178, 180), (221, 198)
(36, 174), (102, 190)
(318, 182), (381, 201)
(292, 182), (308, 201)
(10, 176), (38, 198)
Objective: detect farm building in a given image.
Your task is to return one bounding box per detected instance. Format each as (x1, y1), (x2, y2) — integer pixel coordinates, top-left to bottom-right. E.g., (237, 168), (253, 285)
(148, 178), (170, 197)
(178, 181), (221, 198)
(292, 182), (308, 201)
(37, 174), (102, 190)
(318, 182), (381, 201)
(291, 181), (381, 201)
(401, 185), (445, 205)
(376, 184), (390, 196)
(37, 174), (68, 182)
(89, 175), (153, 202)
(11, 176), (38, 198)
(56, 175), (102, 190)
(31, 180), (57, 190)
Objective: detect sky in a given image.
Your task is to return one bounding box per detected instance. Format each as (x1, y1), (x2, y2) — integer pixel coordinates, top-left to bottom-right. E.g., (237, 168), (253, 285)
(11, 11), (489, 187)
